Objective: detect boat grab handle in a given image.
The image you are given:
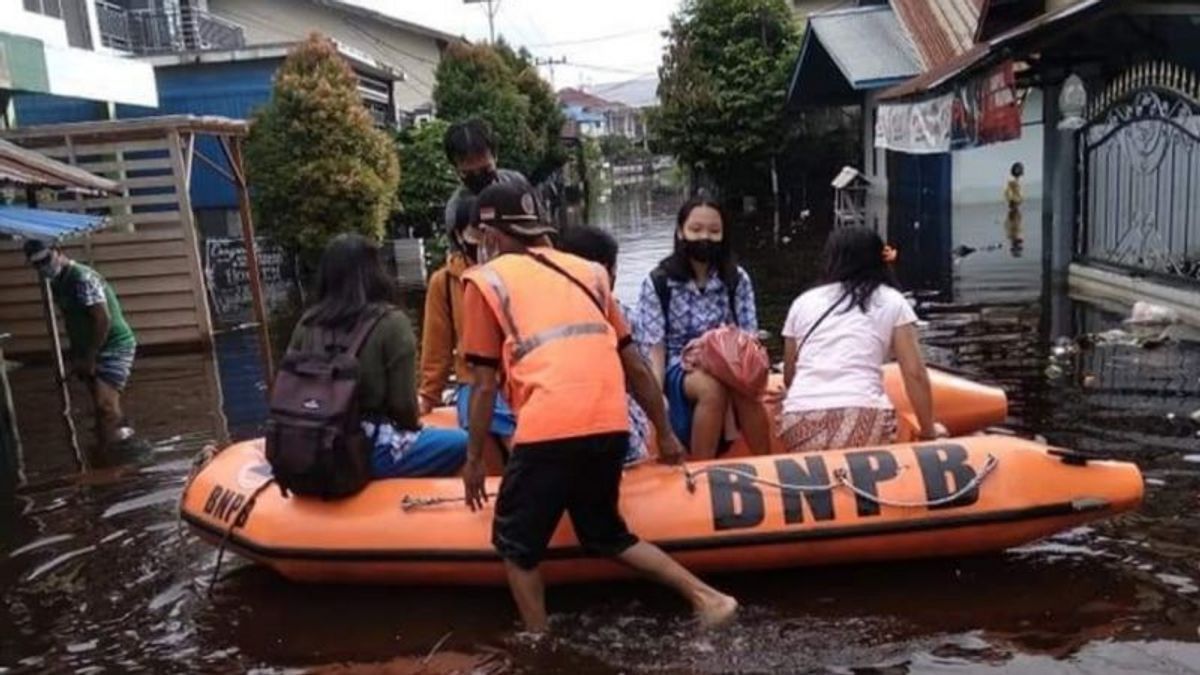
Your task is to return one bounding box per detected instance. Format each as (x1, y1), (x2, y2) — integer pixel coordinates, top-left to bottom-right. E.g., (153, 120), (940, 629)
(682, 454), (1001, 509)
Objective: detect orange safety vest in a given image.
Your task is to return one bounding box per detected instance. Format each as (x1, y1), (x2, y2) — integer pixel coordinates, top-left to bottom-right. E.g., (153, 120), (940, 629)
(463, 247), (629, 445)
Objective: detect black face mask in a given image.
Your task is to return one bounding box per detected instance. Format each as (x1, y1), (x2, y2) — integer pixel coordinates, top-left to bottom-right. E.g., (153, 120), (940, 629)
(682, 239), (721, 264)
(462, 167), (498, 194)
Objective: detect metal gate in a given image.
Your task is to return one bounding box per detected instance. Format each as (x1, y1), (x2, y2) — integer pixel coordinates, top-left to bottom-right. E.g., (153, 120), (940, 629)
(1077, 62), (1200, 286)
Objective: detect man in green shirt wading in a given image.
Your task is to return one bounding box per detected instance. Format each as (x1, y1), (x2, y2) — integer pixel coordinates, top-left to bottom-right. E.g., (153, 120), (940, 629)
(25, 240), (137, 448)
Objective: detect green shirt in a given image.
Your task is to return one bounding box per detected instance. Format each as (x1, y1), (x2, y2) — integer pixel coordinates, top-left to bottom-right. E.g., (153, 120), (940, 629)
(50, 262), (136, 358)
(287, 308), (420, 430)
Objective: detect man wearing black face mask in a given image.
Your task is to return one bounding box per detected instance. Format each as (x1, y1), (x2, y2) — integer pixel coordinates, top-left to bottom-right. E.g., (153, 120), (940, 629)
(443, 118), (524, 230)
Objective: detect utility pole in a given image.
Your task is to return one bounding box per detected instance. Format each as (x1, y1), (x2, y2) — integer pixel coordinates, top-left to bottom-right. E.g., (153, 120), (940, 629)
(463, 0), (500, 43)
(534, 56), (567, 87)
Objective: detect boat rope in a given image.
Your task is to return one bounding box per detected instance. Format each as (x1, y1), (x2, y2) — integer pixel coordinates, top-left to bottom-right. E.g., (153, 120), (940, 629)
(208, 478), (275, 596)
(682, 454), (1000, 509)
(399, 454), (999, 512)
(400, 493), (498, 511)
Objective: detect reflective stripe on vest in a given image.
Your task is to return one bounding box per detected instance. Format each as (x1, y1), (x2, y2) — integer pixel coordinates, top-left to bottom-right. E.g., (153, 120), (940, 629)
(474, 265), (609, 363)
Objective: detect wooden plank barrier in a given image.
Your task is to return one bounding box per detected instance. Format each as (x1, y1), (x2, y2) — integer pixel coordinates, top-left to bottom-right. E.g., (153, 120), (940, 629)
(0, 131), (204, 355)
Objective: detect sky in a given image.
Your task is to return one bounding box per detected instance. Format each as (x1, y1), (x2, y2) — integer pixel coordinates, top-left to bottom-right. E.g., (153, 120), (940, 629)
(347, 0), (680, 90)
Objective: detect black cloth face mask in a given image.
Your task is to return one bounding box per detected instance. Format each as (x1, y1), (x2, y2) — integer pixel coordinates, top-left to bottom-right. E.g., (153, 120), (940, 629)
(682, 238), (722, 264)
(462, 167), (498, 194)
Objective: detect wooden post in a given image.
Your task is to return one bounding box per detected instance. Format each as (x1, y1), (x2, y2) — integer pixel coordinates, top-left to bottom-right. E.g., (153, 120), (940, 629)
(40, 278), (87, 472)
(167, 129), (216, 351)
(0, 334), (26, 487)
(221, 137), (275, 386)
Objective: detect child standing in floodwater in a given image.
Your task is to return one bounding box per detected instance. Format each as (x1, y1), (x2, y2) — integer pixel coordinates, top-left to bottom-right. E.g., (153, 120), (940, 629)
(1004, 162), (1025, 256)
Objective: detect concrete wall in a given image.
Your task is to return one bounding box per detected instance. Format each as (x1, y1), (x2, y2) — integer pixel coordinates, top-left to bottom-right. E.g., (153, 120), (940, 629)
(206, 0), (444, 113)
(0, 0), (70, 46)
(951, 88), (1045, 204)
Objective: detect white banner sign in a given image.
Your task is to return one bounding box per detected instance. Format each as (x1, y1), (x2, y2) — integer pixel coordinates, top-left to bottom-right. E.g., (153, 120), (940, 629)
(875, 94), (953, 154)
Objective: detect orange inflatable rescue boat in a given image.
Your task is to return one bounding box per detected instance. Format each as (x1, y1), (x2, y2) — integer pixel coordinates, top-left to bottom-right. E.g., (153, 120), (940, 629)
(180, 367), (1143, 586)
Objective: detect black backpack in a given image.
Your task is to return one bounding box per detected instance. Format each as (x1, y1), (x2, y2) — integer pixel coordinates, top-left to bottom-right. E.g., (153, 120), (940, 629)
(650, 265), (740, 336)
(265, 309), (384, 499)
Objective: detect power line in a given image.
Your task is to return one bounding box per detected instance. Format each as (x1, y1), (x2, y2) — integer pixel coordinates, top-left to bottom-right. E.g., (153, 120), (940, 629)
(565, 62), (658, 76)
(525, 27), (663, 48)
(533, 56), (567, 87)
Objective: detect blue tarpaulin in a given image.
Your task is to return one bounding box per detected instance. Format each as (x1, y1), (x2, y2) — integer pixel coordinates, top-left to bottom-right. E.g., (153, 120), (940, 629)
(0, 205), (110, 242)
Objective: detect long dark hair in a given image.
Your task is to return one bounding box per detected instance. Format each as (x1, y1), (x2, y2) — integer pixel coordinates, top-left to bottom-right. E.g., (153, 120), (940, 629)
(657, 195), (737, 287)
(822, 226), (897, 313)
(302, 233), (398, 328)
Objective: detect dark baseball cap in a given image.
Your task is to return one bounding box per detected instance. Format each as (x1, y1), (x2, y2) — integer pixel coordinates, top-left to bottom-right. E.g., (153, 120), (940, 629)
(23, 239), (53, 264)
(476, 181), (556, 239)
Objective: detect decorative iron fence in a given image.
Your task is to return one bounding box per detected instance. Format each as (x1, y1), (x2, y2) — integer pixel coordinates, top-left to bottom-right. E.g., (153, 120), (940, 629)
(1077, 62), (1200, 287)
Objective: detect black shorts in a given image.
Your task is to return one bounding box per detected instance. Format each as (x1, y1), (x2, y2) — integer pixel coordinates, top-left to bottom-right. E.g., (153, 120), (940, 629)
(492, 432), (638, 570)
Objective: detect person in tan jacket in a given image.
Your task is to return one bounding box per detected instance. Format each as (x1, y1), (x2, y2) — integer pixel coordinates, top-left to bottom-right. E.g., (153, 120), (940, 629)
(419, 195), (517, 441)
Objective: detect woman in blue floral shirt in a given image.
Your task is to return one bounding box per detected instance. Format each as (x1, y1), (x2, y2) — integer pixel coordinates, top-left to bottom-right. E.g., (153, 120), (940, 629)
(634, 197), (771, 458)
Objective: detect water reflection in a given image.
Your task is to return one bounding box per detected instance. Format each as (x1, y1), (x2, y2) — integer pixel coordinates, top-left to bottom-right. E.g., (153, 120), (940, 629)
(1, 185), (1198, 672)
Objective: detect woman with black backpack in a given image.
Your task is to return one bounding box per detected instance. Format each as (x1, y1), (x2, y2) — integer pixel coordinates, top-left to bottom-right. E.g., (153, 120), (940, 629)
(281, 234), (468, 483)
(632, 196), (772, 459)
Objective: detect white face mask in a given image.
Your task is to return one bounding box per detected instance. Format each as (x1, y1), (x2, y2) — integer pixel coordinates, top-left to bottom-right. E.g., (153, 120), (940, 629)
(477, 229), (498, 264)
(35, 257), (63, 280)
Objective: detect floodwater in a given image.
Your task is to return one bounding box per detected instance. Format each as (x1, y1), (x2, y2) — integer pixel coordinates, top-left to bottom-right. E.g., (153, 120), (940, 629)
(2, 187), (1200, 673)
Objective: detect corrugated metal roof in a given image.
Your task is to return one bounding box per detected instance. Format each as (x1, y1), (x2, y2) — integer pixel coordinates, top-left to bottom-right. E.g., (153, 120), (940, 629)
(0, 139), (119, 194)
(809, 6), (922, 88)
(879, 0), (1106, 101)
(892, 0), (983, 67)
(0, 206), (111, 243)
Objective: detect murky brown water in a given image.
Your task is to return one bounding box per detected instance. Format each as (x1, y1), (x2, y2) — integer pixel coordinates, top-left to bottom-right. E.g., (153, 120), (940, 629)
(2, 187), (1199, 673)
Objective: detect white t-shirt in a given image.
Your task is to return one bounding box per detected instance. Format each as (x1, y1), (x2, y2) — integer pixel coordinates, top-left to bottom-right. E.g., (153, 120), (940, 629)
(781, 283), (918, 412)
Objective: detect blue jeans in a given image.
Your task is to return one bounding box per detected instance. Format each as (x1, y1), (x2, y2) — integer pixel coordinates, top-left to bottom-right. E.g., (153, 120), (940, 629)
(368, 424), (468, 478)
(455, 384), (517, 439)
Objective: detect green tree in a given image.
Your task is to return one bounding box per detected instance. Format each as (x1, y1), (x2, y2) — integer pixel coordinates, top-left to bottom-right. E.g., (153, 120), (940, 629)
(433, 40), (566, 182)
(245, 34), (399, 261)
(394, 118), (459, 236)
(654, 0), (800, 197)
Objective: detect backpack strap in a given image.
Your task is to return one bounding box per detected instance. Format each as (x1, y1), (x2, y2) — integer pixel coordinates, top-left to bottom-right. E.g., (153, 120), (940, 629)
(444, 269), (457, 350)
(650, 267), (671, 337)
(343, 307), (386, 357)
(725, 269), (740, 326)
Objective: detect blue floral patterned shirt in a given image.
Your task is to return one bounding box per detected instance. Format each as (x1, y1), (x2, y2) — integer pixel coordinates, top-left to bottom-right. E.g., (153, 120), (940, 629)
(633, 266), (758, 367)
(618, 299), (650, 464)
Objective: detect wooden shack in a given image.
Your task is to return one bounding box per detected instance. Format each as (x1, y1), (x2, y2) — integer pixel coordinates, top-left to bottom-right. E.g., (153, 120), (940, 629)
(0, 116), (254, 357)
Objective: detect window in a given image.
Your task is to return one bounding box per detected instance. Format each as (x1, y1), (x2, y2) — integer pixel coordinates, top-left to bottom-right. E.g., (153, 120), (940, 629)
(23, 0), (63, 18)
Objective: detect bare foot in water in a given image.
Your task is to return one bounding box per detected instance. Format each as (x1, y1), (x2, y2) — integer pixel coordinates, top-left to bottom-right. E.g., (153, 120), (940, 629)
(695, 591), (739, 628)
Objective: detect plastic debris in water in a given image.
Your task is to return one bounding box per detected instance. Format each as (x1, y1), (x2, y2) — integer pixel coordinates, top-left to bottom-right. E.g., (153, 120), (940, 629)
(1052, 336), (1079, 358)
(1044, 364), (1064, 379)
(1125, 301), (1179, 326)
(1082, 374), (1097, 388)
(1189, 409), (1200, 424)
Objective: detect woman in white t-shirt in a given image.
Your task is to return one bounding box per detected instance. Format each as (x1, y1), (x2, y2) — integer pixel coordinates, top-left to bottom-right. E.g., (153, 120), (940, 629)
(779, 226), (943, 452)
